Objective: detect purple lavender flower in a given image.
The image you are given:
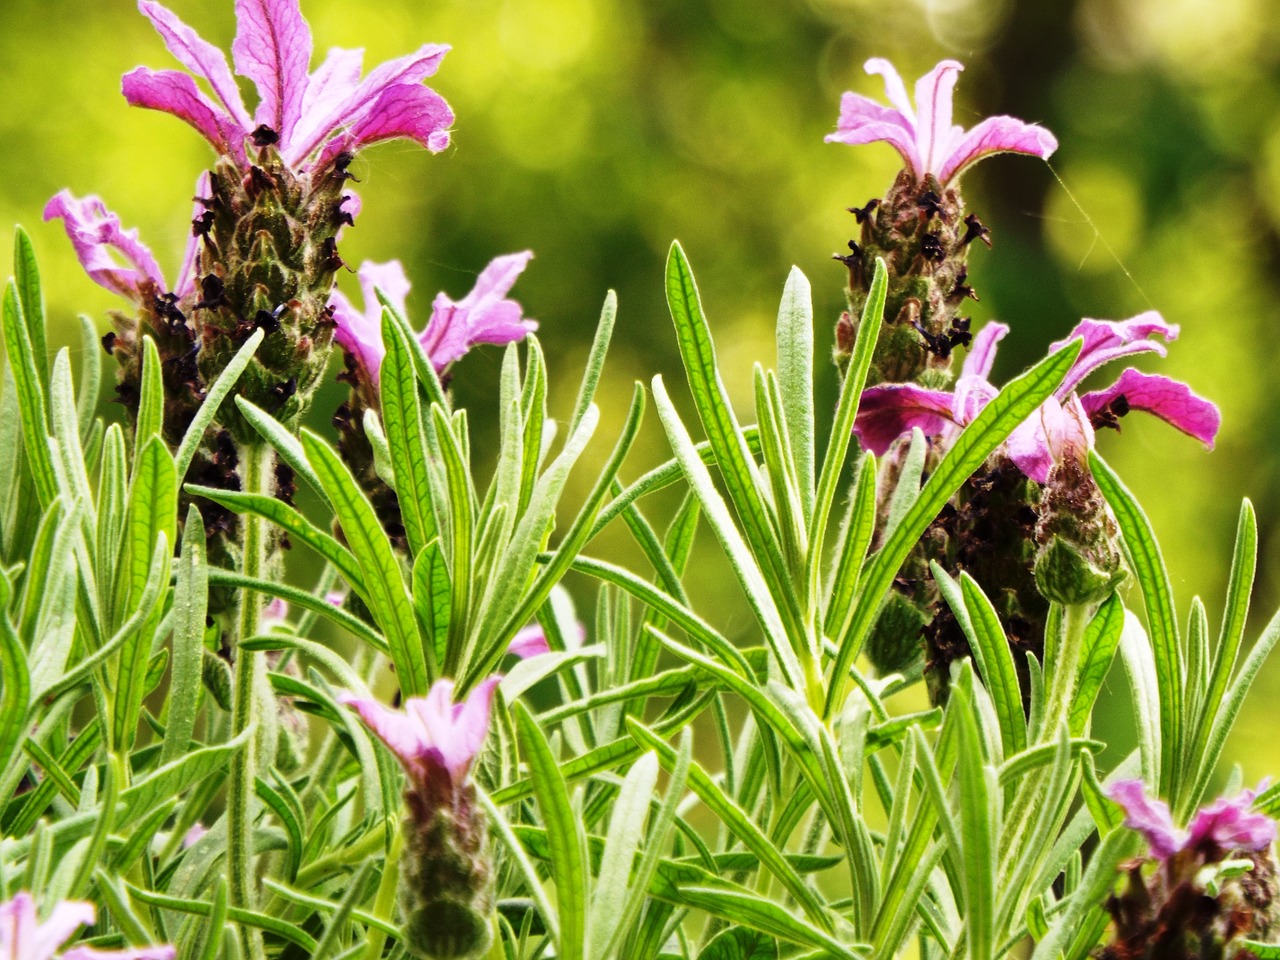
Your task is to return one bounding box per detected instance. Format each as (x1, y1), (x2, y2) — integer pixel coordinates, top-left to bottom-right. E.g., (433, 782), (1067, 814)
(330, 253), (537, 384)
(339, 678), (500, 795)
(122, 0), (453, 173)
(854, 312), (1221, 482)
(506, 625), (551, 660)
(0, 892), (174, 960)
(826, 58), (1058, 184)
(1109, 779), (1276, 860)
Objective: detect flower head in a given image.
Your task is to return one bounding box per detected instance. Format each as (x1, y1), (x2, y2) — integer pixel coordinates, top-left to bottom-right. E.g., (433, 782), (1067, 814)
(0, 892), (174, 960)
(826, 58), (1057, 184)
(339, 678), (500, 793)
(854, 312), (1221, 482)
(1109, 779), (1276, 862)
(122, 0), (453, 173)
(331, 253), (537, 384)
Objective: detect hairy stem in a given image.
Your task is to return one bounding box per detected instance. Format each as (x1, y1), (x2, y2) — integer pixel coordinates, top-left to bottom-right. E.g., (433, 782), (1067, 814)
(228, 442), (271, 960)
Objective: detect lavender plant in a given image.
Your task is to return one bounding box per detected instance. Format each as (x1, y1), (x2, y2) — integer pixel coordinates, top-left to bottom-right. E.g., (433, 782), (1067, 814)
(1, 4), (1278, 960)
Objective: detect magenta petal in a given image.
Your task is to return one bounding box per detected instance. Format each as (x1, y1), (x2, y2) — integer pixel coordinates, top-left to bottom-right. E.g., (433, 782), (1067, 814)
(912, 60), (963, 179)
(1187, 787), (1276, 853)
(356, 259), (411, 319)
(284, 43), (450, 164)
(863, 58), (914, 119)
(447, 677), (501, 780)
(138, 0), (252, 130)
(1050, 311), (1178, 397)
(313, 83), (454, 171)
(233, 0), (313, 143)
(508, 626), (551, 660)
(1080, 369), (1220, 449)
(852, 383), (956, 455)
(1108, 779), (1185, 861)
(43, 191), (166, 301)
(824, 94), (921, 176)
(122, 67), (245, 157)
(937, 114), (1058, 184)
(289, 46), (364, 153)
(337, 692), (426, 773)
(1004, 414), (1053, 484)
(419, 252), (535, 371)
(330, 287), (385, 381)
(961, 322), (1009, 381)
(174, 171), (211, 300)
(1041, 395), (1095, 465)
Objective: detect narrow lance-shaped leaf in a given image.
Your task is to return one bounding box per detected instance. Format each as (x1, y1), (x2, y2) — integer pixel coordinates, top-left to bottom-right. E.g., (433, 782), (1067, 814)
(1089, 451), (1183, 799)
(302, 429), (428, 697)
(163, 505), (208, 765)
(776, 266), (815, 522)
(514, 702), (587, 960)
(2, 280), (56, 507)
(135, 336), (164, 453)
(13, 226), (48, 386)
(380, 312), (438, 558)
(174, 328), (264, 482)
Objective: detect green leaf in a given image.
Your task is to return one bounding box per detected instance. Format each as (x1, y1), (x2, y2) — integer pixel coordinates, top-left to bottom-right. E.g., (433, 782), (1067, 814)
(570, 292), (617, 435)
(665, 242), (803, 640)
(174, 328), (263, 483)
(1029, 828), (1139, 960)
(185, 483), (363, 591)
(134, 336), (164, 452)
(699, 927), (778, 960)
(826, 336), (1082, 717)
(380, 314), (438, 557)
(121, 726), (250, 823)
(1070, 593), (1124, 736)
(627, 718), (832, 930)
(953, 684), (996, 960)
(776, 267), (815, 521)
(809, 258), (886, 607)
(75, 317), (101, 444)
(236, 396), (326, 503)
(588, 751), (660, 952)
(2, 280), (56, 507)
(163, 505), (208, 765)
(514, 701), (587, 960)
(1090, 452), (1182, 799)
(652, 376), (805, 692)
(822, 454), (878, 640)
(13, 227), (48, 387)
(0, 575), (30, 780)
(302, 429), (427, 697)
(675, 887), (865, 958)
(959, 571), (1027, 756)
(126, 884), (318, 953)
(412, 540), (451, 679)
(1118, 610), (1162, 787)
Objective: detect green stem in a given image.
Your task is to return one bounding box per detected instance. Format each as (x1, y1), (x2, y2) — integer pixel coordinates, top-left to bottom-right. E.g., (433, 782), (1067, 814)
(228, 442), (271, 960)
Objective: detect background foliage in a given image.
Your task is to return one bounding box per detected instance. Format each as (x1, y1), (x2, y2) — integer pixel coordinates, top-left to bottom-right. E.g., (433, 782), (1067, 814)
(4, 0), (1280, 770)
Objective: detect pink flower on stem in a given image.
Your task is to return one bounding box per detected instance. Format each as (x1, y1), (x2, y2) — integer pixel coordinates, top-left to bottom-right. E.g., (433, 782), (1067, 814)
(331, 253), (537, 384)
(506, 625), (551, 660)
(1108, 779), (1276, 860)
(826, 58), (1058, 184)
(122, 0), (453, 173)
(0, 892), (174, 960)
(338, 678), (500, 795)
(853, 312), (1221, 482)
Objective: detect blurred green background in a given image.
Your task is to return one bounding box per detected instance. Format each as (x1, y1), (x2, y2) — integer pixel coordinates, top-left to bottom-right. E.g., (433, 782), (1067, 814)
(4, 0), (1280, 776)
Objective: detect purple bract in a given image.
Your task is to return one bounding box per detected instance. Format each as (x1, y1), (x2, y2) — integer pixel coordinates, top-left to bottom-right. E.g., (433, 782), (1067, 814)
(853, 312), (1220, 483)
(0, 892), (174, 960)
(826, 59), (1058, 184)
(1108, 779), (1276, 861)
(122, 0), (453, 173)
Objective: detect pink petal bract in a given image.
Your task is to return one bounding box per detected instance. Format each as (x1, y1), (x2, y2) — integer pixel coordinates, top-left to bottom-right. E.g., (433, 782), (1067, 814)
(313, 83), (454, 172)
(419, 252), (536, 371)
(1050, 311), (1178, 398)
(1080, 369), (1220, 449)
(122, 67), (245, 158)
(960, 322), (1009, 382)
(330, 259), (411, 382)
(828, 57), (1056, 184)
(138, 1), (252, 131)
(1108, 779), (1185, 861)
(507, 625), (551, 660)
(1187, 786), (1276, 853)
(852, 383), (956, 455)
(43, 191), (166, 301)
(232, 0), (313, 144)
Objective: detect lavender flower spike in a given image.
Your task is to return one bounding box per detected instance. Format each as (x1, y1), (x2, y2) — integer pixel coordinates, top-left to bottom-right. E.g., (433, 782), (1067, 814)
(339, 678), (500, 793)
(826, 58), (1058, 184)
(123, 0), (453, 174)
(0, 891), (174, 960)
(331, 253), (536, 384)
